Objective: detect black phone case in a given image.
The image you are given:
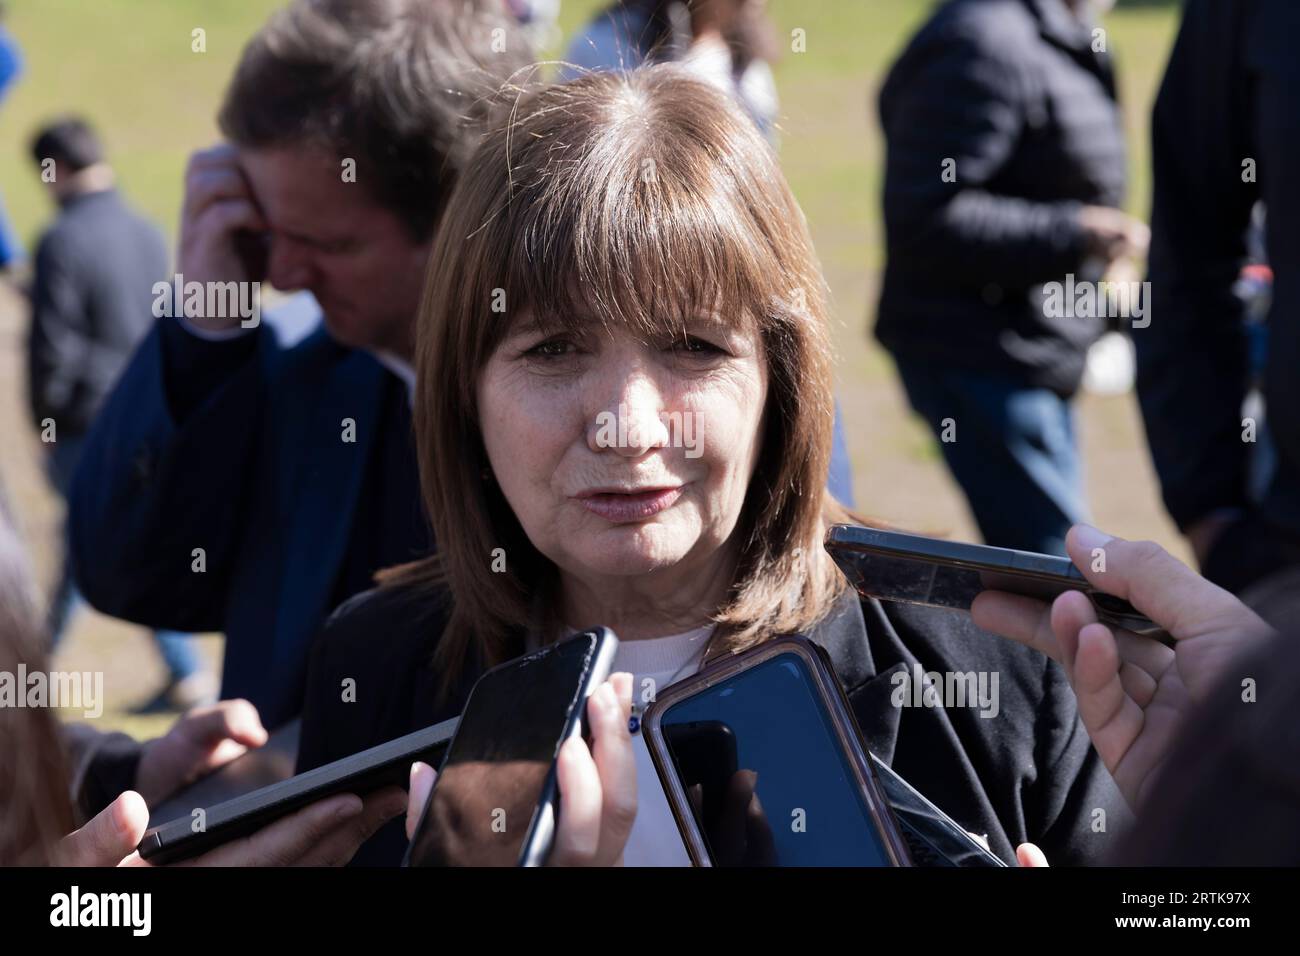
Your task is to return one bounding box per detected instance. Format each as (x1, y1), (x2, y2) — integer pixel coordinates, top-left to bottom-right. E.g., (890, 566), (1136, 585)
(825, 524), (1170, 643)
(137, 717), (459, 865)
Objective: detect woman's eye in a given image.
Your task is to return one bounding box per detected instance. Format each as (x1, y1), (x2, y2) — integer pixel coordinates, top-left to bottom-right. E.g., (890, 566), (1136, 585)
(672, 336), (725, 356)
(524, 338), (575, 358)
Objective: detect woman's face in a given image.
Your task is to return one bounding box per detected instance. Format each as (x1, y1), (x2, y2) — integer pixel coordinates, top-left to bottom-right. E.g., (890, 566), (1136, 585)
(478, 310), (768, 591)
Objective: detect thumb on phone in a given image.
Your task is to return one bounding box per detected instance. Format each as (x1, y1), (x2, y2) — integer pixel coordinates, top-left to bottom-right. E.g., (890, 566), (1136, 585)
(405, 762), (437, 840)
(1064, 525), (1252, 640)
(57, 791), (150, 867)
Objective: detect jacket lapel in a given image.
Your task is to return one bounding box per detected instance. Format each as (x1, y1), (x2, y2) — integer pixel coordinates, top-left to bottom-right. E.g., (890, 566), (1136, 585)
(800, 588), (907, 765)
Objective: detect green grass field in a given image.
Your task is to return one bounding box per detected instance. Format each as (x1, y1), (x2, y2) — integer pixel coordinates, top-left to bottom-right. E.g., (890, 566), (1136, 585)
(0, 0), (1184, 738)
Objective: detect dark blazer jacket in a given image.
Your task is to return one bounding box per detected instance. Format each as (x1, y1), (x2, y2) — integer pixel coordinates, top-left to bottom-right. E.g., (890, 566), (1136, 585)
(68, 312), (425, 728)
(298, 582), (1129, 866)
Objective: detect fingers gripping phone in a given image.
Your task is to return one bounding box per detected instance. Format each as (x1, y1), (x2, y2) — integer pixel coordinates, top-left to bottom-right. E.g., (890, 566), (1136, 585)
(137, 718), (458, 865)
(825, 525), (1170, 645)
(404, 628), (618, 867)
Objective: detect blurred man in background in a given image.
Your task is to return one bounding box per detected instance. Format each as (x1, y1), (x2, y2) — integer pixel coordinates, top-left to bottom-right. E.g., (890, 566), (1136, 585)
(69, 0), (532, 730)
(1139, 0), (1300, 601)
(875, 0), (1147, 556)
(25, 117), (213, 712)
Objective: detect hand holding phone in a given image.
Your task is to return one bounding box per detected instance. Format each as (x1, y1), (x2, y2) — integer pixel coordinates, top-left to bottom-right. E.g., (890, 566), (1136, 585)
(971, 524), (1274, 809)
(66, 786), (404, 867)
(401, 679), (636, 868)
(404, 629), (635, 867)
(825, 524), (1170, 645)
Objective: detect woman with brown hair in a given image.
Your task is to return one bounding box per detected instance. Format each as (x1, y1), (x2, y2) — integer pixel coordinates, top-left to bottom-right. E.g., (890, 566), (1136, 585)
(296, 64), (1125, 866)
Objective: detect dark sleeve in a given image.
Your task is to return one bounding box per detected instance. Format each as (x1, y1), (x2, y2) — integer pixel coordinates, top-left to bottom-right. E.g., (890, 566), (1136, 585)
(62, 722), (145, 822)
(26, 233), (88, 429)
(295, 616), (340, 775)
(1137, 0), (1256, 530)
(880, 30), (1089, 288)
(1027, 660), (1132, 866)
(67, 315), (266, 632)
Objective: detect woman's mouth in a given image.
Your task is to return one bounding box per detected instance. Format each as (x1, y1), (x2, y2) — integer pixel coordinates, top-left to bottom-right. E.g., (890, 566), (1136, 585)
(574, 486), (684, 523)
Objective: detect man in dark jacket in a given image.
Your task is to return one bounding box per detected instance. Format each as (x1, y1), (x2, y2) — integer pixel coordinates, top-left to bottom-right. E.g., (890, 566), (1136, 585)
(1139, 0), (1300, 598)
(26, 116), (214, 711)
(68, 0), (534, 730)
(875, 0), (1148, 556)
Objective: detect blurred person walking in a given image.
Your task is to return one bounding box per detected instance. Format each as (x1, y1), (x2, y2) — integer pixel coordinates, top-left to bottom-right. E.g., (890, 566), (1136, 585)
(875, 0), (1147, 556)
(1139, 0), (1300, 601)
(25, 117), (214, 712)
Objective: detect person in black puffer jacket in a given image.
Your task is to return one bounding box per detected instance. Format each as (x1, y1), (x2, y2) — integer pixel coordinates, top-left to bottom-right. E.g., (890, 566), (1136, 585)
(875, 0), (1147, 557)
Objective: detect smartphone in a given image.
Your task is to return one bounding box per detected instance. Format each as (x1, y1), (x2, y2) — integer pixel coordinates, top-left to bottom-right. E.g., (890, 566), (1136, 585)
(404, 627), (619, 867)
(825, 524), (1170, 644)
(147, 719), (302, 830)
(870, 755), (1006, 867)
(137, 717), (459, 865)
(643, 636), (912, 867)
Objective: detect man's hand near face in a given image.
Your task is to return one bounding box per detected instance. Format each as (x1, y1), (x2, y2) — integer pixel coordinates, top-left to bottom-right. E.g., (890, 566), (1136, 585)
(176, 144), (267, 333)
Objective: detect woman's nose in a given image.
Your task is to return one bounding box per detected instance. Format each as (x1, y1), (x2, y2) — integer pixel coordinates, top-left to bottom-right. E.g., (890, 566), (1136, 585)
(588, 375), (670, 457)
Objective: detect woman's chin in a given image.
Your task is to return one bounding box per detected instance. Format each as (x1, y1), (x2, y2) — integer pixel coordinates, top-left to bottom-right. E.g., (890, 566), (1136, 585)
(568, 532), (696, 577)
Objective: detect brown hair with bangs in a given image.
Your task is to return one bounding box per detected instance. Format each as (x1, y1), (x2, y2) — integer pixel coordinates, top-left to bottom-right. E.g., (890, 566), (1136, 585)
(386, 64), (854, 690)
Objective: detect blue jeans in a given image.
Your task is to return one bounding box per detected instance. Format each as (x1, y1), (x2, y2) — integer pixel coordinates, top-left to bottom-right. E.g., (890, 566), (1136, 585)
(893, 359), (1087, 556)
(45, 435), (201, 680)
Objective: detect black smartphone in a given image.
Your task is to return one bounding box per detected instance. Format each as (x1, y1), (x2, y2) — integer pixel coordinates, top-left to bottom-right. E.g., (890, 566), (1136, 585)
(825, 524), (1170, 644)
(643, 636), (912, 867)
(404, 627), (619, 867)
(137, 717), (459, 865)
(147, 719), (302, 830)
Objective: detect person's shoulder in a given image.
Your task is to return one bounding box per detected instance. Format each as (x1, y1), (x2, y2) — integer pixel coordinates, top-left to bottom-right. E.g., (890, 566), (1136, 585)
(911, 0), (1039, 61)
(317, 582), (451, 666)
(299, 581), (453, 774)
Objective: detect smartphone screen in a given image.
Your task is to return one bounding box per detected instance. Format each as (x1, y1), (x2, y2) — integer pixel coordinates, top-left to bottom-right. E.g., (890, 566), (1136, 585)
(405, 632), (600, 867)
(659, 652), (897, 866)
